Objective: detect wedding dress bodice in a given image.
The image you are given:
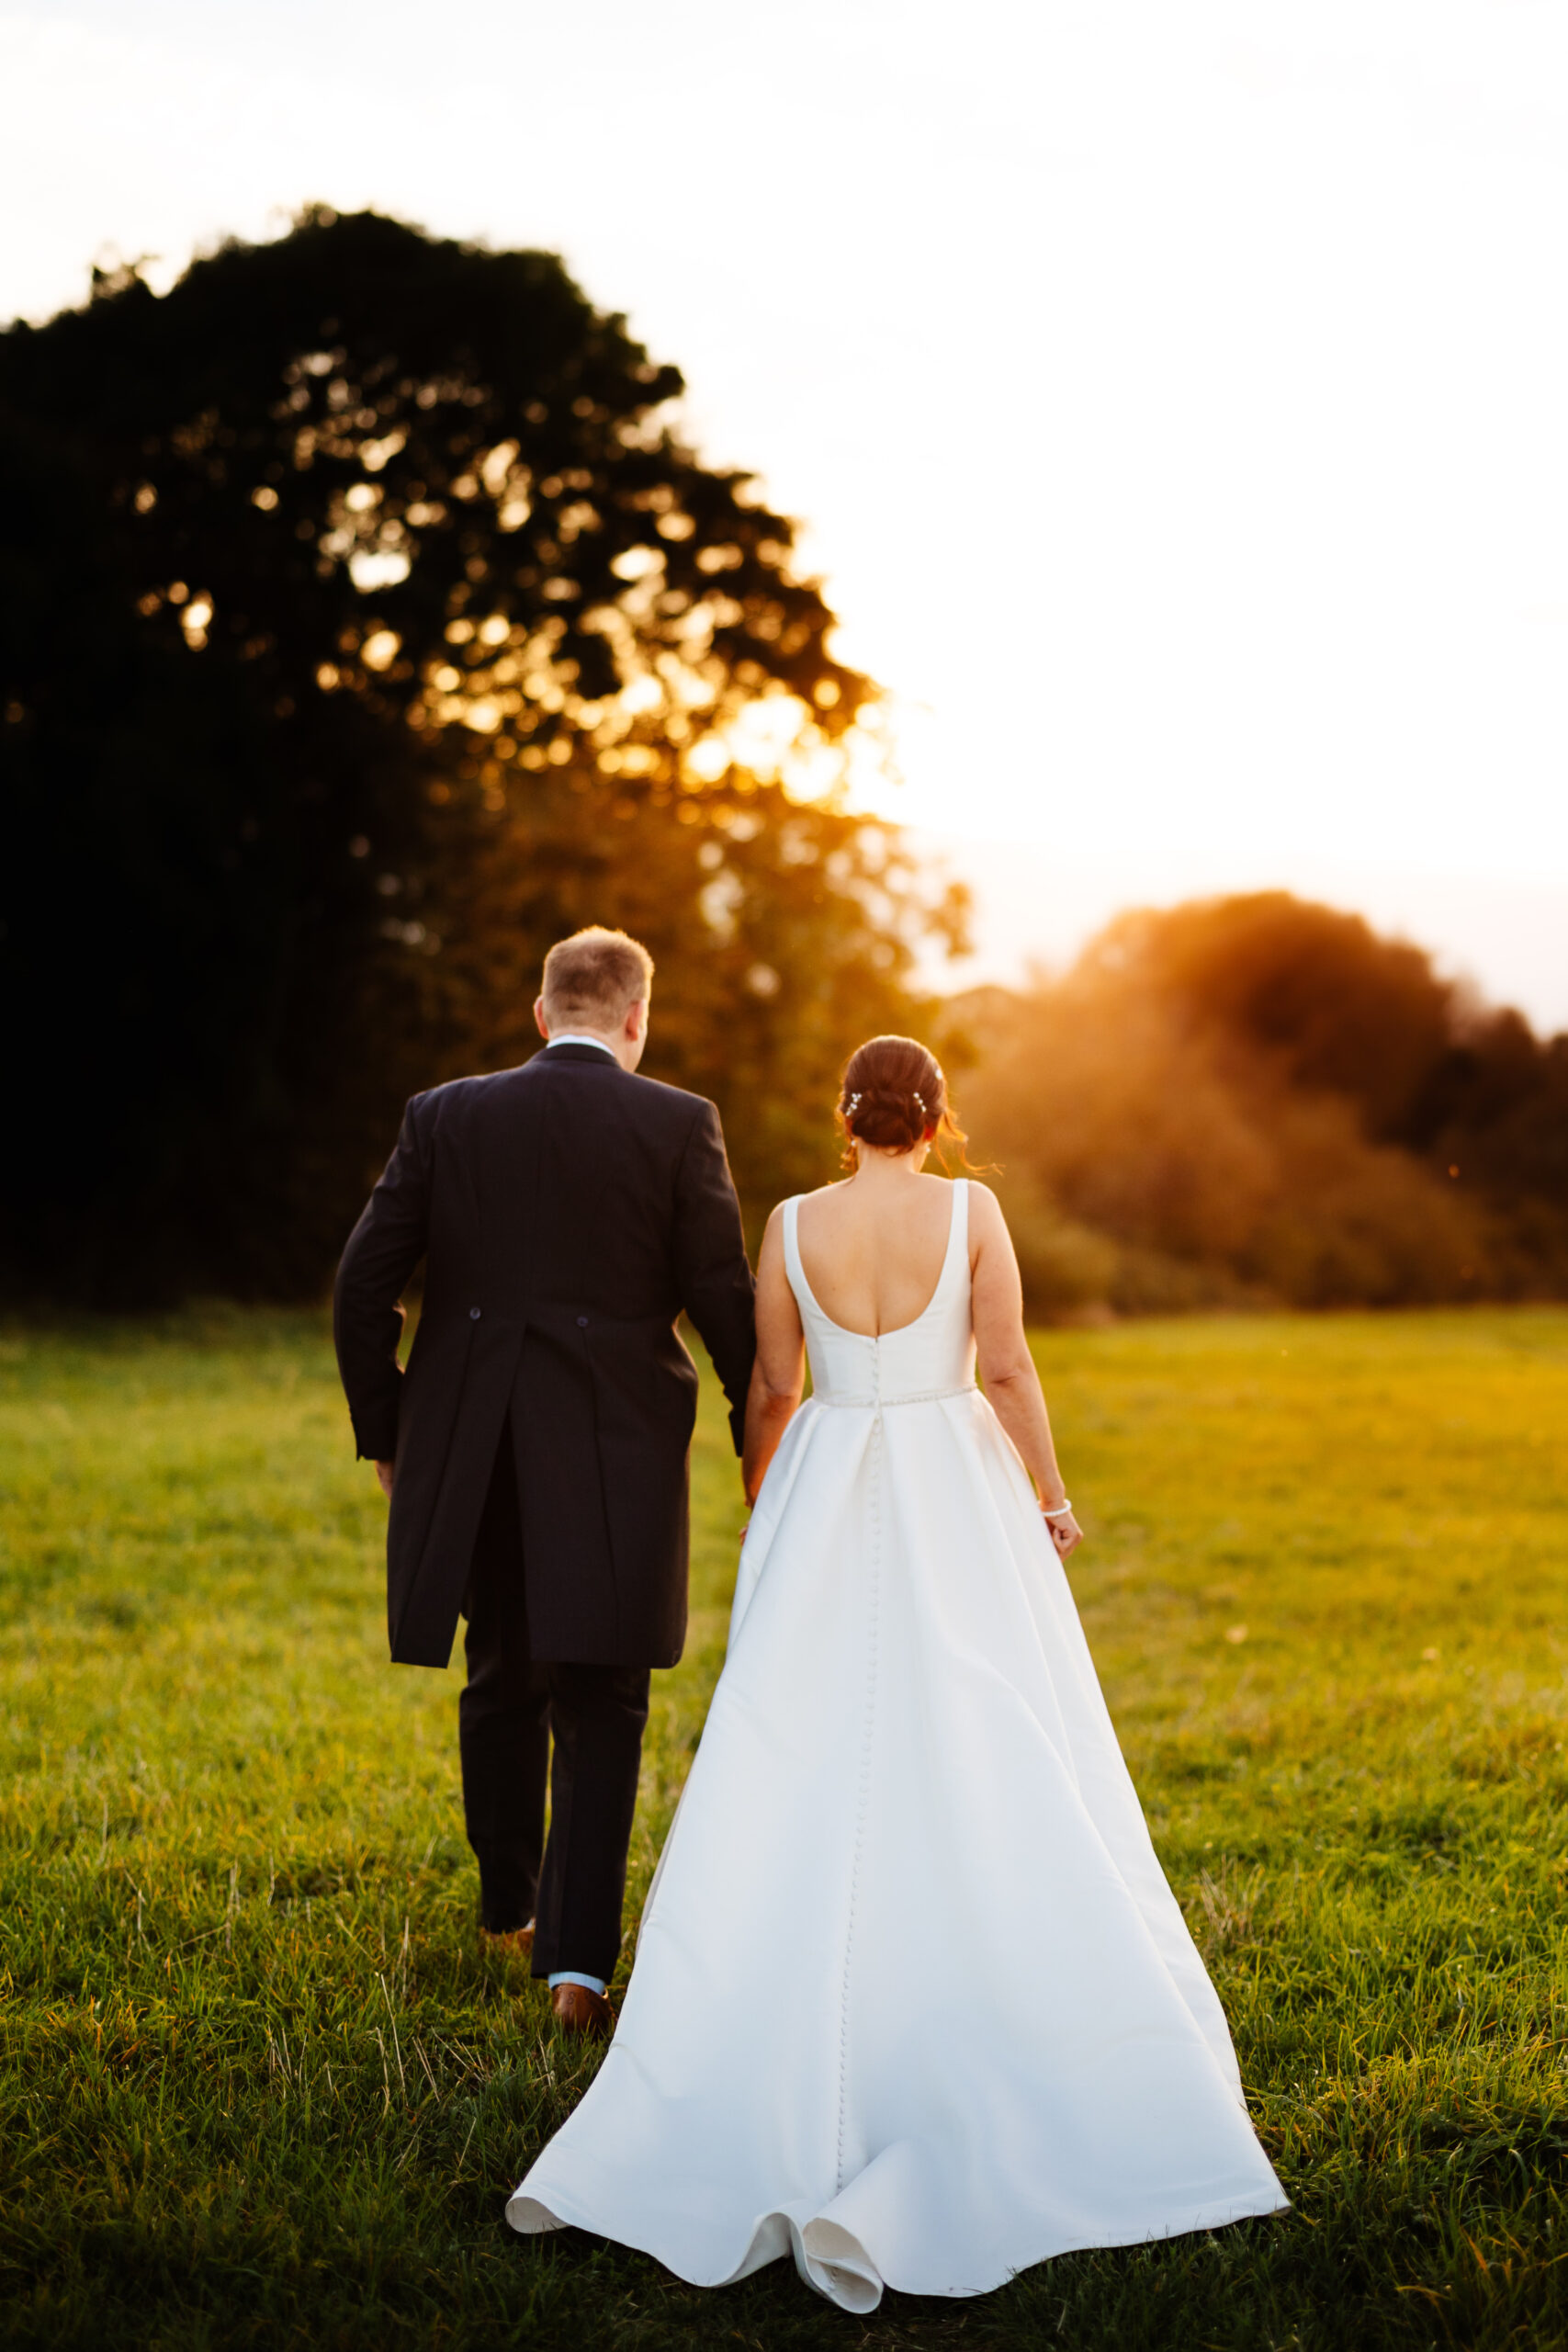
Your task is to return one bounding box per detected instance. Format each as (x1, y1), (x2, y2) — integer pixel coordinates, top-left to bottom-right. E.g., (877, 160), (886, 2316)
(783, 1180), (977, 1409)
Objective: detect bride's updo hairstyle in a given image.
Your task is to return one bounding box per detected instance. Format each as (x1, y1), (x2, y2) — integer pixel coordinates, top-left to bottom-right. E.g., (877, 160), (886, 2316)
(837, 1035), (976, 1170)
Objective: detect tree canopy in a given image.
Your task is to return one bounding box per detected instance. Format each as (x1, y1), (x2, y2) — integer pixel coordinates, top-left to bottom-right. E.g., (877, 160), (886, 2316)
(961, 893), (1568, 1312)
(1, 209), (964, 1300)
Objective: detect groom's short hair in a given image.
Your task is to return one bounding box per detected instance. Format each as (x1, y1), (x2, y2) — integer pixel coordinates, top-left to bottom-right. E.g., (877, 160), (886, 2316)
(541, 927), (655, 1027)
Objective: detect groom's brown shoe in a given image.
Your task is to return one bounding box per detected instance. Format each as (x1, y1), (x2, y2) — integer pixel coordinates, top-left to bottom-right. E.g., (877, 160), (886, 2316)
(479, 1922), (535, 1961)
(551, 1982), (615, 2041)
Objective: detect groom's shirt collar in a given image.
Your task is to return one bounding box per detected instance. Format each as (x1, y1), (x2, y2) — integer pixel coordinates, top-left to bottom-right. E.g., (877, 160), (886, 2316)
(543, 1033), (618, 1060)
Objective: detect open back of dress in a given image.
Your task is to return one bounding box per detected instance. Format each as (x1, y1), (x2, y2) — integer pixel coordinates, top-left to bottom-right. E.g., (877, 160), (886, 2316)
(509, 1180), (1284, 2310)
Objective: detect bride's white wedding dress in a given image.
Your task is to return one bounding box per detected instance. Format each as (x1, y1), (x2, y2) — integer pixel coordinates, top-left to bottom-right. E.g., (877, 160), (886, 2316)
(508, 1182), (1285, 2309)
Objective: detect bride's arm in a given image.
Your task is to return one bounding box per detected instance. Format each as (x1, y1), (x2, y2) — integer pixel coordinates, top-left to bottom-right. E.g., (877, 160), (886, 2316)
(741, 1206), (806, 1506)
(970, 1186), (1084, 1561)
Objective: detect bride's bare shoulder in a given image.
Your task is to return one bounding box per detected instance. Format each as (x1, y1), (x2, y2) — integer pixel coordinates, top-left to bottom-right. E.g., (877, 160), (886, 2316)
(963, 1180), (1009, 1239)
(760, 1184), (840, 1249)
(795, 1179), (854, 1216)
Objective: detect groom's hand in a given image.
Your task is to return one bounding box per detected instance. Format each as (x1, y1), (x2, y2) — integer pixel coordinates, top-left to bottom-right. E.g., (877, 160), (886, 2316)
(376, 1459), (396, 1498)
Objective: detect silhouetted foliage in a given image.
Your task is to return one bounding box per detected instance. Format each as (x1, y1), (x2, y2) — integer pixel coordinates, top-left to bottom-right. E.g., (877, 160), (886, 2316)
(962, 894), (1568, 1312)
(0, 210), (964, 1300)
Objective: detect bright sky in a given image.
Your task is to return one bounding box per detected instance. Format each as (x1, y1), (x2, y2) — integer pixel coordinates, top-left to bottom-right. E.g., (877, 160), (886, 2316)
(5, 0), (1566, 1023)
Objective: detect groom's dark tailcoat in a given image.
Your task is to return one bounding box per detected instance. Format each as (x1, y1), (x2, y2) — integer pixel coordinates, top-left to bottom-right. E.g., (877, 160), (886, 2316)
(334, 1041), (756, 1970)
(333, 1045), (757, 1672)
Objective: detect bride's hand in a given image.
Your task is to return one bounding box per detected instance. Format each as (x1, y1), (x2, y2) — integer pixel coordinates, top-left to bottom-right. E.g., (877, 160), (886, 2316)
(1044, 1507), (1083, 1561)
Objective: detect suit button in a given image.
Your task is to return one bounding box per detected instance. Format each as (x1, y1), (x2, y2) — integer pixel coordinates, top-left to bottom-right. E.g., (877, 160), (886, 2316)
(469, 1306), (481, 1320)
(576, 1316), (589, 1328)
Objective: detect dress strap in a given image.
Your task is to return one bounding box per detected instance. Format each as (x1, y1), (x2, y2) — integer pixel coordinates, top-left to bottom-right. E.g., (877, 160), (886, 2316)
(937, 1178), (970, 1297)
(781, 1195), (808, 1308)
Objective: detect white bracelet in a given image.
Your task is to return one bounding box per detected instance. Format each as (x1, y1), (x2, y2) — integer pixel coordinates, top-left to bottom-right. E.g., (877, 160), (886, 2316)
(1041, 1498), (1073, 1519)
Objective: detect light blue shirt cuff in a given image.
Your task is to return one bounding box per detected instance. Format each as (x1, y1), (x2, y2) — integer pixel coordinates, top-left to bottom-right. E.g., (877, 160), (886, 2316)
(548, 1969), (607, 1996)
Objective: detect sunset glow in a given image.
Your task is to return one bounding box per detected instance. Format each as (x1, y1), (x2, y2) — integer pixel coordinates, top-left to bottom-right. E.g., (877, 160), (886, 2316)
(5, 0), (1565, 1016)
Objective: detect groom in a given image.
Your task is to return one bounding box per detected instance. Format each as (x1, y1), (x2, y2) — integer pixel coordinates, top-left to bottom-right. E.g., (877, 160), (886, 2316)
(333, 926), (756, 2036)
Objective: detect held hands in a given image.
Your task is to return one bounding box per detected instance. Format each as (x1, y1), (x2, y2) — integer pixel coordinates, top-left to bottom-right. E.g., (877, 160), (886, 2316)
(376, 1460), (396, 1498)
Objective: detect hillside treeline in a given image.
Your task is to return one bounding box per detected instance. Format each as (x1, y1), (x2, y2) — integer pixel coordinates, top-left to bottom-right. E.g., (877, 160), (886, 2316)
(962, 893), (1568, 1314)
(0, 209), (962, 1303)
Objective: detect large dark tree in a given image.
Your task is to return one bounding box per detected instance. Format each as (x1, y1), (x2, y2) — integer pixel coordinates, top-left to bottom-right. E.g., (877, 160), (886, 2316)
(0, 209), (964, 1299)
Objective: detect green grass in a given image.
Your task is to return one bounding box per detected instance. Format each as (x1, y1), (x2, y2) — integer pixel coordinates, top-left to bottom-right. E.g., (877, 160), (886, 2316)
(1, 1306), (1566, 2350)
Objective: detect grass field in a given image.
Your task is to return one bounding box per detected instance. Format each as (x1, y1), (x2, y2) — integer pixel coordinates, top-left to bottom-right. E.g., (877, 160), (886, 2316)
(1, 1307), (1565, 2350)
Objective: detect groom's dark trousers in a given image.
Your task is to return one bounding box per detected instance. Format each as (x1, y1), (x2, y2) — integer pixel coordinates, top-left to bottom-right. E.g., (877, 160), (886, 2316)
(333, 1041), (756, 1982)
(459, 1415), (651, 1975)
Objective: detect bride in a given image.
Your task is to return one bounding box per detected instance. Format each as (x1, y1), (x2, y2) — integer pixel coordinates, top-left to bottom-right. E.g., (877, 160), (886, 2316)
(508, 1035), (1286, 2309)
